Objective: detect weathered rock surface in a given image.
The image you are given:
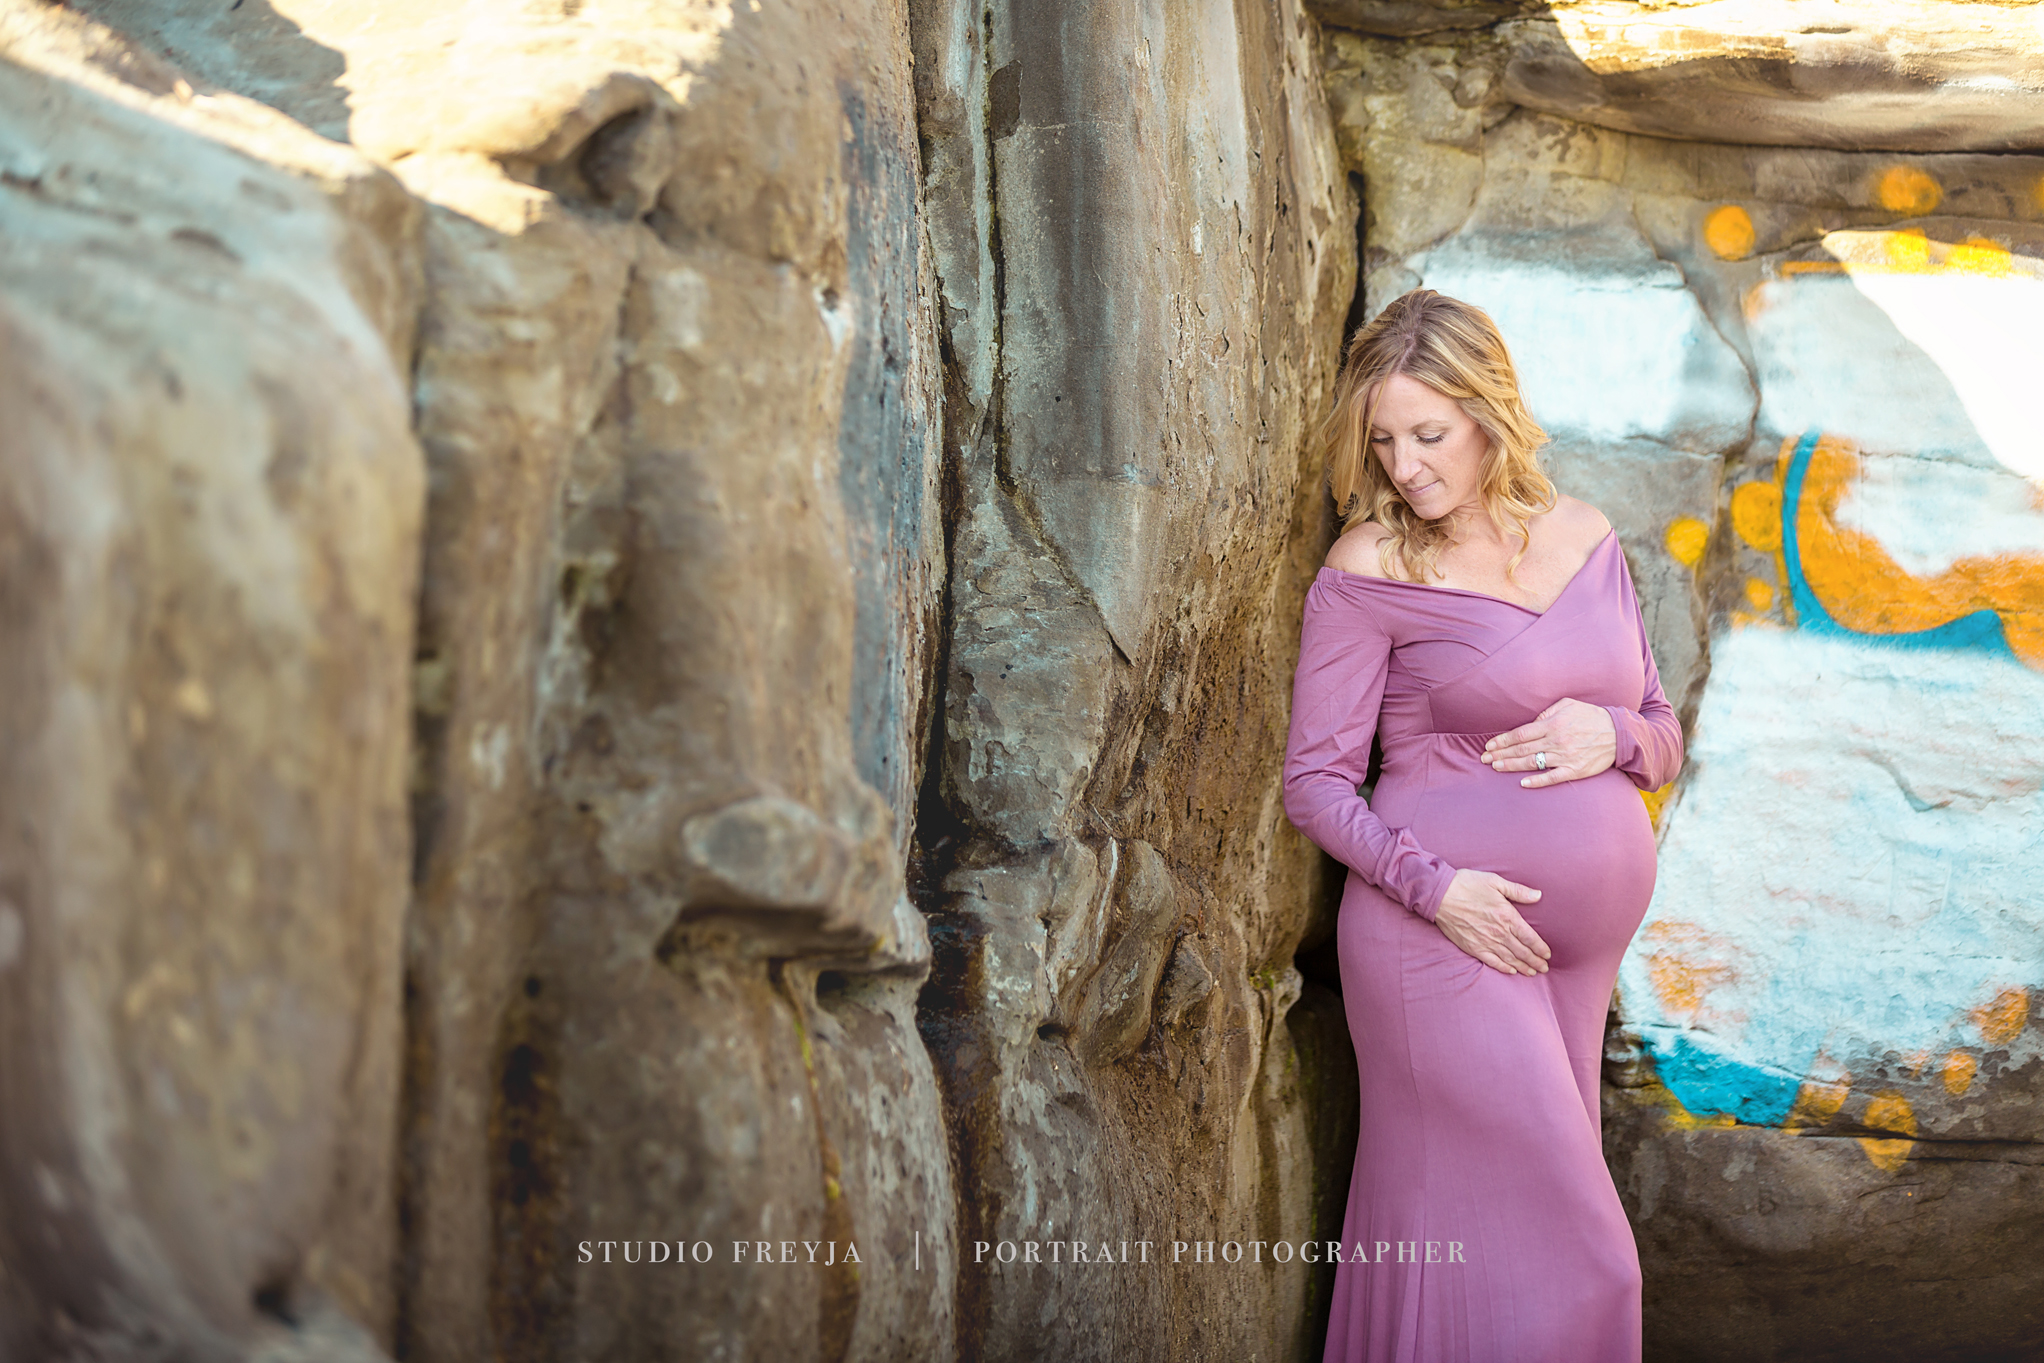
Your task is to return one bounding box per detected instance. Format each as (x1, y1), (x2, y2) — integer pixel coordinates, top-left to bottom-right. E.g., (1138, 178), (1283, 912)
(1329, 18), (2044, 1360)
(35, 0), (2042, 1355)
(912, 1), (1362, 1357)
(7, 0), (1365, 1357)
(26, 0), (959, 1358)
(1498, 1), (2044, 154)
(1317, 0), (2044, 152)
(1609, 210), (2044, 1357)
(1308, 0), (1542, 39)
(1604, 1083), (2044, 1363)
(0, 6), (423, 1357)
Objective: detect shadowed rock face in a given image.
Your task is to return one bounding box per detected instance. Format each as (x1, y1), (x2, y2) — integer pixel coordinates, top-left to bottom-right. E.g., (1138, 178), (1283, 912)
(4, 0), (1359, 1359)
(910, 0), (1359, 1356)
(7, 0), (955, 1356)
(70, 1), (959, 1357)
(1307, 0), (1543, 39)
(1321, 9), (2044, 1360)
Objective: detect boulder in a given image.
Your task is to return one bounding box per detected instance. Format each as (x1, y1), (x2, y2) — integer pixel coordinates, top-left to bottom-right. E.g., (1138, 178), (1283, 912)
(44, 0), (958, 1357)
(1498, 0), (2044, 154)
(0, 6), (423, 1355)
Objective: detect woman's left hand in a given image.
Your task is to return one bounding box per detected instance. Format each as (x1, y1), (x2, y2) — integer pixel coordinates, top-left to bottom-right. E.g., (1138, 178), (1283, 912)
(1481, 698), (1617, 788)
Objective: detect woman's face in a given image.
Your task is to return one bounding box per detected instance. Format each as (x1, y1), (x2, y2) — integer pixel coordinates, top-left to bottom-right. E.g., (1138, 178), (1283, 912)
(1367, 372), (1489, 522)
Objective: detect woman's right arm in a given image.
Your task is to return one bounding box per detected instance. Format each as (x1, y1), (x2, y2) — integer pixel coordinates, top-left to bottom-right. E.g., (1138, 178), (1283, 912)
(1283, 580), (1553, 975)
(1281, 582), (1459, 923)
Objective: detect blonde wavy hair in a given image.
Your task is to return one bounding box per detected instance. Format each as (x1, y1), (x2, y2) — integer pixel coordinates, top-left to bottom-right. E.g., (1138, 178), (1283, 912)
(1322, 289), (1556, 583)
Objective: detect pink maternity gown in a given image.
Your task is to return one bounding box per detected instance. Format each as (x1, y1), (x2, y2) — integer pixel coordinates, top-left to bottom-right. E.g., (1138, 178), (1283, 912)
(1282, 530), (1684, 1363)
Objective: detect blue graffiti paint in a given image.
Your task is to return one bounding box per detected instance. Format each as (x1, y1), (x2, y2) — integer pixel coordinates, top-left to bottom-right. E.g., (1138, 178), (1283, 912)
(1638, 1024), (1808, 1125)
(1779, 428), (2017, 656)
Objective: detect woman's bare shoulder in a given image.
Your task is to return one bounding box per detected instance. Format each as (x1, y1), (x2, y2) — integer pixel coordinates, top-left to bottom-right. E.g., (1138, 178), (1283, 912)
(1324, 522), (1393, 578)
(1539, 495), (1613, 552)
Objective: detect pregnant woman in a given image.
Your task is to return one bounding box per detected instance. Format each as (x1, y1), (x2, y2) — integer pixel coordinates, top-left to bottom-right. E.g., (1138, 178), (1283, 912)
(1283, 290), (1683, 1363)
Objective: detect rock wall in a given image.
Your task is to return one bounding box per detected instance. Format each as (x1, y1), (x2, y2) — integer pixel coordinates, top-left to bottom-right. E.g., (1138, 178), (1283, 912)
(1315, 3), (2044, 1359)
(0, 10), (422, 1356)
(0, 0), (1356, 1360)
(911, 1), (1357, 1358)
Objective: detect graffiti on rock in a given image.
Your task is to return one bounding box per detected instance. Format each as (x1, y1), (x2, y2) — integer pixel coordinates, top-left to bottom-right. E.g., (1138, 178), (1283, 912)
(1621, 205), (2044, 1165)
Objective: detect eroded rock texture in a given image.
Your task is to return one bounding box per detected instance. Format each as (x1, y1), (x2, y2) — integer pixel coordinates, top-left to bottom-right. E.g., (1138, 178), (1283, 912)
(911, 0), (1358, 1357)
(138, 3), (955, 1359)
(0, 8), (422, 1358)
(1322, 5), (2044, 1360)
(1496, 0), (2044, 153)
(3, 0), (1358, 1358)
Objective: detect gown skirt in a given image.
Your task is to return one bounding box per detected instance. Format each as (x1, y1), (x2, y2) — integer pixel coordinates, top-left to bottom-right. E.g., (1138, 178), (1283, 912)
(1282, 532), (1686, 1363)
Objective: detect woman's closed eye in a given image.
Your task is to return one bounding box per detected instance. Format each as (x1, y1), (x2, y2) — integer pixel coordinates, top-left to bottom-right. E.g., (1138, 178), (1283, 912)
(1370, 433), (1444, 445)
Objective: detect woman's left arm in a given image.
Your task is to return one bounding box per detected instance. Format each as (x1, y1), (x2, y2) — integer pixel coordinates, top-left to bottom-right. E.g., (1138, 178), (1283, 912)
(1483, 550), (1685, 790)
(1602, 551), (1685, 790)
(1602, 627), (1684, 791)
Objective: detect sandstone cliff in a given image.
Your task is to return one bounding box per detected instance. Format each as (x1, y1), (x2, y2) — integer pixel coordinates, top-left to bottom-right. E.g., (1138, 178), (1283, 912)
(0, 0), (1353, 1358)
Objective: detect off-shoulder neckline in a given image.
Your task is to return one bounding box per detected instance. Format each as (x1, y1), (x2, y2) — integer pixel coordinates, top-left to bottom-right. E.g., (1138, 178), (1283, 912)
(1315, 528), (1617, 618)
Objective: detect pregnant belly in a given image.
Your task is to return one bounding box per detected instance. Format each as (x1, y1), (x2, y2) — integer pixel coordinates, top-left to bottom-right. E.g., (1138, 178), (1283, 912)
(1372, 741), (1659, 969)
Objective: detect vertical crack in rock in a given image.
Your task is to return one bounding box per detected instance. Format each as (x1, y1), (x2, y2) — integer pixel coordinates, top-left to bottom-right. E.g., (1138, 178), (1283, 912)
(904, 5), (1007, 1348)
(774, 962), (862, 1363)
(485, 979), (567, 1363)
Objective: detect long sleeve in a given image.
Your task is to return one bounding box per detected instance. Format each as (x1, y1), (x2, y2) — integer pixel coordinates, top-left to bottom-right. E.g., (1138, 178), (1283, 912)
(1282, 583), (1459, 923)
(1602, 555), (1685, 792)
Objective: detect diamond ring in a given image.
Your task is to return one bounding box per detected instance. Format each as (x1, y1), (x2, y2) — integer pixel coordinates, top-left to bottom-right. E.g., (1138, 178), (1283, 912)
(1534, 752), (1548, 770)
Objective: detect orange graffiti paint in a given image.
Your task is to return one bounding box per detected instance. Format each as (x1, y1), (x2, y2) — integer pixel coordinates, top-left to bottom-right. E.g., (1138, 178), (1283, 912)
(1665, 517), (1709, 567)
(1883, 227), (1931, 271)
(1950, 236), (2013, 277)
(1704, 204), (1755, 261)
(1786, 1074), (1851, 1128)
(1773, 436), (2044, 669)
(1729, 481), (1783, 554)
(1858, 1090), (1917, 1172)
(1646, 954), (1736, 1022)
(1974, 987), (2031, 1049)
(1876, 165), (1942, 216)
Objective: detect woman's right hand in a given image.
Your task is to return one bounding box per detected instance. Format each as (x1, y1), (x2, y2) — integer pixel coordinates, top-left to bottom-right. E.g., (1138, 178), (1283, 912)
(1433, 870), (1551, 975)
